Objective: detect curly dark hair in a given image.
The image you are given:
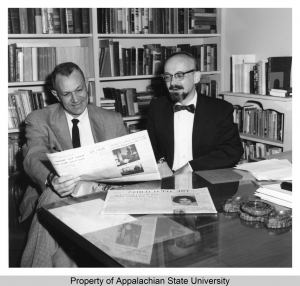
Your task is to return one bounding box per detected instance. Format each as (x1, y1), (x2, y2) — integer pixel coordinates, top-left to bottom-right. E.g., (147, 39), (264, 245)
(172, 195), (196, 204)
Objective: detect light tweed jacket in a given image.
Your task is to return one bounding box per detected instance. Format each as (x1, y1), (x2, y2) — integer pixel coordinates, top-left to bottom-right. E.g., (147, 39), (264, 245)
(20, 103), (127, 220)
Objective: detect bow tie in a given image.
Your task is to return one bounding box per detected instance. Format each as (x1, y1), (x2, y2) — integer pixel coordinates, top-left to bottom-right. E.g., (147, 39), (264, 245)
(173, 104), (195, 114)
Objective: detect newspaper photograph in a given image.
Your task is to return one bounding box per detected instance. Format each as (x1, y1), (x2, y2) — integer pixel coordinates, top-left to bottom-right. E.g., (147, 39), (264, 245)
(46, 131), (161, 183)
(101, 188), (217, 215)
(82, 216), (157, 264)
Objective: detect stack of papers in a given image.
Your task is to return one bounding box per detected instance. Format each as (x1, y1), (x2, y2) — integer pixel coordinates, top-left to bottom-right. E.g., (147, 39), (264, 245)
(234, 159), (292, 181)
(254, 184), (292, 209)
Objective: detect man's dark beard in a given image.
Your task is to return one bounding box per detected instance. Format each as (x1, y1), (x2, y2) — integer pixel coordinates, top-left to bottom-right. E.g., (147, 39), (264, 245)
(169, 85), (188, 103)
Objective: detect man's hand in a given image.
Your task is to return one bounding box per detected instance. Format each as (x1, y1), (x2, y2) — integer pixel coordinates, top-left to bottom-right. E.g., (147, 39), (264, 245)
(158, 162), (173, 178)
(173, 163), (192, 176)
(50, 175), (81, 197)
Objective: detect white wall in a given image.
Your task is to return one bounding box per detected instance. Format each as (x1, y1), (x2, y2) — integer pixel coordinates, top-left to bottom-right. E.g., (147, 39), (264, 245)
(222, 8), (292, 91)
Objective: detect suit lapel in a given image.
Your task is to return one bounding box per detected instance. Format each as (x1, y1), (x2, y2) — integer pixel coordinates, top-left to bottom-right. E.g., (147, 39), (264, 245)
(192, 94), (208, 154)
(51, 105), (73, 150)
(88, 105), (106, 143)
(164, 101), (175, 162)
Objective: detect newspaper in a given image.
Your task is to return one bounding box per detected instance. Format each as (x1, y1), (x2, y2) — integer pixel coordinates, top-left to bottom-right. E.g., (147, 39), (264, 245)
(46, 131), (161, 183)
(82, 216), (157, 264)
(101, 188), (217, 215)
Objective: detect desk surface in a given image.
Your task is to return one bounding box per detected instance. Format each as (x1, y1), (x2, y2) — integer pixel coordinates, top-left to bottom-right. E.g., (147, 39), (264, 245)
(39, 170), (292, 267)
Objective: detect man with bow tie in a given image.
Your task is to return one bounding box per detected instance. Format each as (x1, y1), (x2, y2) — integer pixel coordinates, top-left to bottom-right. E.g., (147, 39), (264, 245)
(147, 52), (243, 177)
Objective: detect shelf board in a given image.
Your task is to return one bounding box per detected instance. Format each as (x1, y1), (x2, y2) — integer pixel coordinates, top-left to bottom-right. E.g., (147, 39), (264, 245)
(8, 34), (92, 39)
(8, 128), (24, 133)
(239, 133), (284, 147)
(221, 92), (292, 102)
(98, 34), (220, 39)
(8, 81), (52, 87)
(123, 115), (146, 121)
(100, 71), (220, 82)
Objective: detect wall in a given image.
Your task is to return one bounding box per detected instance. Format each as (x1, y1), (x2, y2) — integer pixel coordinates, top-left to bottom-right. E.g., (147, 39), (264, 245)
(222, 8), (292, 92)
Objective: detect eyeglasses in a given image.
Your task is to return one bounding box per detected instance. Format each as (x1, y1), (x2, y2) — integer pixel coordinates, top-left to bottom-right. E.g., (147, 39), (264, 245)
(162, 69), (196, 82)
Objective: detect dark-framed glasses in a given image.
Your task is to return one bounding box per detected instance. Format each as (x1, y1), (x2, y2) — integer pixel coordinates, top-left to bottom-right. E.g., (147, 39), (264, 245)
(162, 69), (196, 82)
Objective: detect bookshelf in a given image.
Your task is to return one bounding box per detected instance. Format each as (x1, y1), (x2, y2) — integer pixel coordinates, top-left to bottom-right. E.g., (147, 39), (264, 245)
(221, 92), (292, 152)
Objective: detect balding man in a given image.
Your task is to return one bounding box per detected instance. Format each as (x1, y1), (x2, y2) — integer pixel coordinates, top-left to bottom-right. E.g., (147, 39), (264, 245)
(147, 52), (243, 176)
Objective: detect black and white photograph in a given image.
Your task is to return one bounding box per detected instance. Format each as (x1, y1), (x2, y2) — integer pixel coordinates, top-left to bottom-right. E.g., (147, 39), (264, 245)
(120, 163), (144, 176)
(115, 223), (142, 248)
(113, 144), (140, 166)
(172, 195), (198, 207)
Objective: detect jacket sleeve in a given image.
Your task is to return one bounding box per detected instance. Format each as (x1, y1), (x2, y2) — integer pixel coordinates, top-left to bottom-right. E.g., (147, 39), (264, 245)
(189, 103), (244, 171)
(22, 112), (54, 192)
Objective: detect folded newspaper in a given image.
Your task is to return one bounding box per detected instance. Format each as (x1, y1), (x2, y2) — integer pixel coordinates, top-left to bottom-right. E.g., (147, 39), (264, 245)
(46, 131), (161, 184)
(101, 188), (217, 215)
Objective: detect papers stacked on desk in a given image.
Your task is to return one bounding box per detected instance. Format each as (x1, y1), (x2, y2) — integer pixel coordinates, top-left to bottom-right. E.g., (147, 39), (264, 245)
(234, 159), (292, 181)
(254, 184), (292, 209)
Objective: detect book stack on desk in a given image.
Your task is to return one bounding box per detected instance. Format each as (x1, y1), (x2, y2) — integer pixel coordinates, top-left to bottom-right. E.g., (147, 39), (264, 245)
(254, 183), (292, 208)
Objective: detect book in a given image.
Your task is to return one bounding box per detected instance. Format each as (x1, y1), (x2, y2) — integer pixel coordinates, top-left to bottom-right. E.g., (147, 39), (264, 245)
(231, 54), (256, 92)
(52, 8), (61, 34)
(35, 8), (42, 34)
(19, 8), (29, 33)
(82, 8), (90, 33)
(113, 41), (120, 76)
(59, 8), (66, 33)
(27, 8), (36, 34)
(41, 8), (48, 33)
(8, 9), (12, 34)
(99, 39), (112, 77)
(267, 56), (292, 92)
(10, 8), (20, 34)
(73, 8), (83, 33)
(66, 8), (74, 34)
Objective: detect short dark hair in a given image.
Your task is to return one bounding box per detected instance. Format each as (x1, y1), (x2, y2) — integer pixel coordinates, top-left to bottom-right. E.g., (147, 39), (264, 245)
(51, 62), (85, 87)
(172, 195), (196, 203)
(165, 51), (199, 71)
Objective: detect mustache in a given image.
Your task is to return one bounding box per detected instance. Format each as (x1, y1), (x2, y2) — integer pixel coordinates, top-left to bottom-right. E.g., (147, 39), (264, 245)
(169, 85), (183, 90)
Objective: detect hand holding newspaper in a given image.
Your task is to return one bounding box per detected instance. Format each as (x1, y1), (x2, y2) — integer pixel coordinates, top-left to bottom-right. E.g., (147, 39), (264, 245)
(46, 131), (161, 184)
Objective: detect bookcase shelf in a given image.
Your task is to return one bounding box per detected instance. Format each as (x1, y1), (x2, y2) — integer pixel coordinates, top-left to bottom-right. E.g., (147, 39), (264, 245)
(97, 34), (221, 39)
(221, 92), (292, 151)
(8, 81), (52, 87)
(8, 34), (93, 39)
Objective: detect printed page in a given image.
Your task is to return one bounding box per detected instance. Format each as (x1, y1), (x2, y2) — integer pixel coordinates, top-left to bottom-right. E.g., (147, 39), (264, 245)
(46, 131), (161, 182)
(101, 188), (217, 215)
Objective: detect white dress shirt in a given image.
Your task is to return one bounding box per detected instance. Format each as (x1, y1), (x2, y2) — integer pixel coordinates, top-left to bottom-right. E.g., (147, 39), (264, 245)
(65, 107), (95, 147)
(172, 92), (198, 171)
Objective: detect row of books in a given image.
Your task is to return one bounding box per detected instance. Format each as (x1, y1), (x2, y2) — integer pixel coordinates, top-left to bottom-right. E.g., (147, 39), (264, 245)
(8, 8), (90, 34)
(8, 43), (91, 82)
(196, 76), (218, 98)
(97, 8), (217, 34)
(8, 134), (25, 176)
(102, 87), (155, 117)
(8, 90), (50, 129)
(241, 139), (282, 161)
(231, 55), (292, 96)
(99, 39), (218, 77)
(233, 103), (284, 141)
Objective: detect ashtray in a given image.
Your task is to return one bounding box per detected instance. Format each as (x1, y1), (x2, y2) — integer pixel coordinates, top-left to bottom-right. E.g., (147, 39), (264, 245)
(223, 196), (249, 213)
(240, 200), (274, 217)
(264, 209), (292, 229)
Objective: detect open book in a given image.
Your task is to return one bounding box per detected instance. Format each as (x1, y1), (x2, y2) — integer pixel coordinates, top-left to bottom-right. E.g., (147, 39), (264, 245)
(46, 131), (161, 187)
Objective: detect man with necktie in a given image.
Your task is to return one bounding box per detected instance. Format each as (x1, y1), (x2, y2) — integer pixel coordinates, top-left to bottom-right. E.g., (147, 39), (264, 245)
(21, 62), (127, 267)
(147, 52), (243, 176)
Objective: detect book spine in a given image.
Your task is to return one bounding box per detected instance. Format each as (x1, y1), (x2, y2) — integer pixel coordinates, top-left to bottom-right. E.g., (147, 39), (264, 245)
(9, 44), (16, 82)
(27, 8), (36, 34)
(174, 8), (178, 34)
(47, 8), (54, 34)
(113, 42), (120, 76)
(41, 8), (48, 33)
(130, 47), (136, 76)
(59, 8), (66, 33)
(149, 8), (153, 34)
(122, 8), (126, 34)
(35, 8), (42, 34)
(143, 8), (149, 34)
(82, 8), (90, 33)
(117, 8), (122, 34)
(178, 8), (184, 34)
(10, 8), (21, 34)
(8, 9), (12, 34)
(19, 8), (29, 34)
(66, 8), (74, 33)
(73, 8), (83, 33)
(52, 8), (61, 34)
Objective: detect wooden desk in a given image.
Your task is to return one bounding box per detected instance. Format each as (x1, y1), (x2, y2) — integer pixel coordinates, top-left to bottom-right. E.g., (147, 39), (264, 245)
(39, 170), (292, 267)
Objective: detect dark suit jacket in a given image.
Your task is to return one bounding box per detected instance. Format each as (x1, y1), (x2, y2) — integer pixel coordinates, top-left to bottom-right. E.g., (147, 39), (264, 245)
(20, 103), (127, 221)
(147, 94), (243, 171)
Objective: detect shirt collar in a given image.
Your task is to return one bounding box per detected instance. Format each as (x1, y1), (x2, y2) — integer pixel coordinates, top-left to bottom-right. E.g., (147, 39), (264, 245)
(64, 107), (89, 123)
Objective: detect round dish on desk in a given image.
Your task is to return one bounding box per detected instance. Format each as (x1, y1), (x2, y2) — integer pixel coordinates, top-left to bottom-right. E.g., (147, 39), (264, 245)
(240, 200), (274, 217)
(223, 196), (249, 212)
(264, 209), (292, 228)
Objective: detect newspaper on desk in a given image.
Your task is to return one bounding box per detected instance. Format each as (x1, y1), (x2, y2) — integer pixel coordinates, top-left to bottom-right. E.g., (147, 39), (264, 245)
(46, 131), (161, 183)
(101, 188), (217, 215)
